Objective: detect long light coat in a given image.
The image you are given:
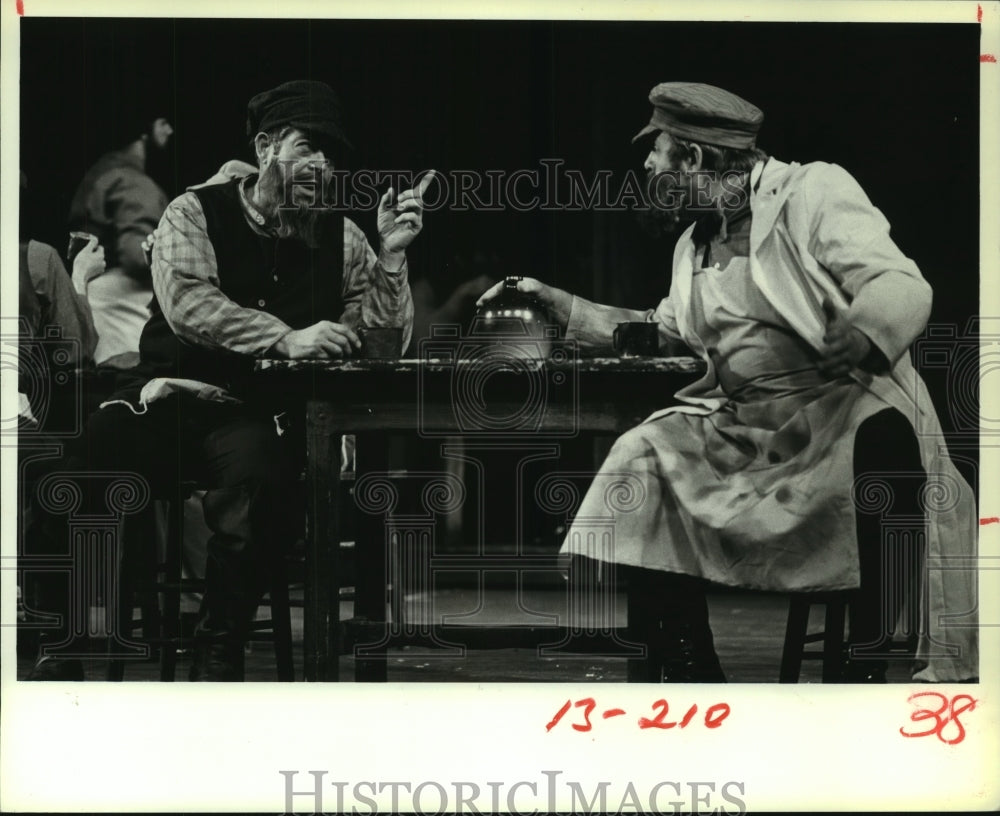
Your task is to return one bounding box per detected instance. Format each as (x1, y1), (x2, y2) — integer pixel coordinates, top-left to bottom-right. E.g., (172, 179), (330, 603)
(563, 158), (978, 682)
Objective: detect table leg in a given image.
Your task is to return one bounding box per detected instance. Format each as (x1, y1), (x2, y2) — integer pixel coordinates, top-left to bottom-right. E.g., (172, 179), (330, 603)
(305, 401), (342, 681)
(353, 432), (389, 681)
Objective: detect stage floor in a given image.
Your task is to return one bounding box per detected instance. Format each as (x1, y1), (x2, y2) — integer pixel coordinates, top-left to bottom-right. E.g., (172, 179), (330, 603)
(16, 588), (914, 683)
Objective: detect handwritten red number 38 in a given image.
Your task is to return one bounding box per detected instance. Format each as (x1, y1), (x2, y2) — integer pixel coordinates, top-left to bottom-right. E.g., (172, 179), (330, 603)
(899, 692), (978, 745)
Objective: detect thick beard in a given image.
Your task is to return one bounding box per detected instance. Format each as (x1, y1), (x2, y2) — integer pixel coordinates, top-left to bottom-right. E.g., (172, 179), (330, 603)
(276, 203), (322, 247)
(636, 171), (692, 239)
(257, 159), (324, 247)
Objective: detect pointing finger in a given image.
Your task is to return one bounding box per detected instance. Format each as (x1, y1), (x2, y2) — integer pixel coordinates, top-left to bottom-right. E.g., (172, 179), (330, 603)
(417, 169), (437, 198)
(394, 172), (437, 209)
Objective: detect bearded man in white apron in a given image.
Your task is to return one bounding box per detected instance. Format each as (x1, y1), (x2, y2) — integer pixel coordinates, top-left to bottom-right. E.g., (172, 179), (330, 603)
(478, 82), (978, 684)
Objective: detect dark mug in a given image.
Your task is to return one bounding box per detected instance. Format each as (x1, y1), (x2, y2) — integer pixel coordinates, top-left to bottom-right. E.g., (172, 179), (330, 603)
(613, 321), (658, 357)
(67, 231), (97, 265)
(358, 326), (404, 359)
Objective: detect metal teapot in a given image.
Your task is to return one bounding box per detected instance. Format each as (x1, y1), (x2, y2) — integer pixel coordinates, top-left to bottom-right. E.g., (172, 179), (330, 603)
(469, 276), (553, 355)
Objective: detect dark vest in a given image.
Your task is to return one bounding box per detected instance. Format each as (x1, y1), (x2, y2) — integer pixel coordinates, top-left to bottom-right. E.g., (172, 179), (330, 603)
(118, 180), (344, 399)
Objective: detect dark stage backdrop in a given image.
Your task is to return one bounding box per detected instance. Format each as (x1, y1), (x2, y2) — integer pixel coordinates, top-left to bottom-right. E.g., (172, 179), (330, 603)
(19, 18), (980, 443)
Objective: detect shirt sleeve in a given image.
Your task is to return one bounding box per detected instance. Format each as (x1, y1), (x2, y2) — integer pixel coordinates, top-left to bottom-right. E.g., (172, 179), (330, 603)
(106, 170), (170, 279)
(565, 293), (681, 354)
(340, 218), (415, 353)
(151, 192), (294, 355)
(804, 162), (933, 368)
(28, 241), (98, 366)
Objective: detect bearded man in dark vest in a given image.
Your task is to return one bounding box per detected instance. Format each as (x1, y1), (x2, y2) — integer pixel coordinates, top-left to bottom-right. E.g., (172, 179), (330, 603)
(28, 80), (434, 681)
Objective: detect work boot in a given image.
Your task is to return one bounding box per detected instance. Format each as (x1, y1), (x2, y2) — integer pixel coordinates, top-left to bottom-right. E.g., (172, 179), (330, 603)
(659, 620), (727, 683)
(626, 566), (727, 683)
(189, 637), (245, 682)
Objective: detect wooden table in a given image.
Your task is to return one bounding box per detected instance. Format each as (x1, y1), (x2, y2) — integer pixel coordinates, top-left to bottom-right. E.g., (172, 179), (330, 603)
(255, 352), (705, 680)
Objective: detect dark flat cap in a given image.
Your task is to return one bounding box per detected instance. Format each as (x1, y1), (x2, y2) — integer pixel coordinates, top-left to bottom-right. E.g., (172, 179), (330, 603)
(246, 79), (352, 152)
(632, 82), (763, 149)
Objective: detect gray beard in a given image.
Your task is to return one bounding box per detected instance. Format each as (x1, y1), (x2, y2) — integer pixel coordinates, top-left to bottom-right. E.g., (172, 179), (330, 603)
(637, 172), (689, 238)
(638, 167), (722, 239)
(636, 202), (685, 238)
(256, 161), (324, 247)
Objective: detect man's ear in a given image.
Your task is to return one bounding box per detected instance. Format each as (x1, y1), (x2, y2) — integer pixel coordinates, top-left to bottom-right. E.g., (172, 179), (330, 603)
(253, 132), (271, 164)
(688, 143), (704, 172)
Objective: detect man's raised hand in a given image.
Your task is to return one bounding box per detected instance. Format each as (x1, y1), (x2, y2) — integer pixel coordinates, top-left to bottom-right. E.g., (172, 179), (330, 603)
(378, 170), (437, 258)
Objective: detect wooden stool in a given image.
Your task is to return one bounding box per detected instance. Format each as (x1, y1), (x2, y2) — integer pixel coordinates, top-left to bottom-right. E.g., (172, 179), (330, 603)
(779, 593), (849, 683)
(110, 488), (296, 681)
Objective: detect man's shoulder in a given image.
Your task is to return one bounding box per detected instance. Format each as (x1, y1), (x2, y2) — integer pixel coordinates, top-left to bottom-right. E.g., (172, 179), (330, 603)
(72, 152), (129, 200)
(342, 215), (366, 244)
(165, 189), (208, 214)
(187, 178), (242, 204)
(26, 238), (59, 260)
(25, 239), (62, 274)
(167, 181), (246, 215)
(156, 191), (212, 238)
(90, 157), (169, 210)
(87, 150), (146, 184)
(782, 160), (860, 194)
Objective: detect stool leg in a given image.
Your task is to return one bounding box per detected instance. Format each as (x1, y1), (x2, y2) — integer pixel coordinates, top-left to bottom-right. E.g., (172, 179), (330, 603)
(780, 598), (810, 683)
(106, 537), (132, 682)
(106, 509), (155, 681)
(822, 601), (847, 683)
(625, 584), (660, 683)
(140, 504), (163, 647)
(269, 563), (295, 682)
(159, 499), (183, 682)
(354, 434), (388, 682)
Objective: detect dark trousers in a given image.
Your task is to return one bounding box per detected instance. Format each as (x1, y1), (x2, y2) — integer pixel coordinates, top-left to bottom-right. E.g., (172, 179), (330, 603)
(849, 406), (925, 650)
(32, 392), (300, 642)
(624, 407), (926, 673)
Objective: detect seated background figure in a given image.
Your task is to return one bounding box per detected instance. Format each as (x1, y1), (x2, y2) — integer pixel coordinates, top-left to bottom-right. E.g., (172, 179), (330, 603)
(17, 171), (105, 668)
(18, 170), (104, 427)
(68, 102), (174, 369)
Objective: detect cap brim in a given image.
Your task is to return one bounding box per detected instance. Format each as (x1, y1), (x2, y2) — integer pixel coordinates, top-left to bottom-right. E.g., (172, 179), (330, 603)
(631, 123), (660, 144)
(291, 119), (354, 153)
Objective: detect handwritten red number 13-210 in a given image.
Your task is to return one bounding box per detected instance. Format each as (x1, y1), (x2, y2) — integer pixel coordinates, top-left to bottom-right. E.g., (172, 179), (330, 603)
(546, 698), (731, 733)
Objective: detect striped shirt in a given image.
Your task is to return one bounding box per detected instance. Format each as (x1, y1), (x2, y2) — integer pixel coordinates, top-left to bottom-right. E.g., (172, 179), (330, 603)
(149, 179), (413, 357)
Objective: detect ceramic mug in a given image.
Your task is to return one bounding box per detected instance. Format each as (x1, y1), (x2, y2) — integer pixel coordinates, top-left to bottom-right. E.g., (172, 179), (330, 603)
(358, 326), (404, 359)
(613, 321), (658, 357)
